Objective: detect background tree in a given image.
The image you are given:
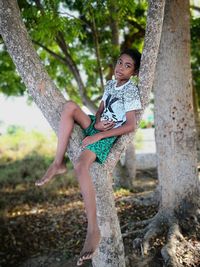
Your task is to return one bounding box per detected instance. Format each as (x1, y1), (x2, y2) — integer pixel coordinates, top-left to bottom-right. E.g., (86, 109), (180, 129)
(0, 0), (165, 266)
(131, 0), (200, 266)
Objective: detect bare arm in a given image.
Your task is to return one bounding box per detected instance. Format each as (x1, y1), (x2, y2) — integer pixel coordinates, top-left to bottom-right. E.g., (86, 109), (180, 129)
(95, 101), (104, 123)
(94, 101), (115, 131)
(99, 110), (136, 138)
(82, 110), (136, 147)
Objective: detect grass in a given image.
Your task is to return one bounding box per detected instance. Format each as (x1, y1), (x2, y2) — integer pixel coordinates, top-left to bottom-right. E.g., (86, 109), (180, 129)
(0, 127), (150, 267)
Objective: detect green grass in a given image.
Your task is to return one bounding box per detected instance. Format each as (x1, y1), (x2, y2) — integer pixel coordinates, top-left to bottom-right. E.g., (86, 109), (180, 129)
(0, 128), (76, 189)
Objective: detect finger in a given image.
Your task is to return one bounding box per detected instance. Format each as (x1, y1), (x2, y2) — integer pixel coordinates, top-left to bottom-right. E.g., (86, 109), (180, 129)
(104, 122), (115, 129)
(103, 120), (112, 125)
(107, 125), (115, 130)
(103, 121), (113, 127)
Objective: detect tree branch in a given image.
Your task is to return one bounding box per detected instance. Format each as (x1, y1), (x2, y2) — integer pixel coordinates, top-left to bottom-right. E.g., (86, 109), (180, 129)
(190, 5), (200, 12)
(33, 0), (96, 113)
(107, 0), (120, 80)
(108, 0), (119, 47)
(90, 8), (104, 91)
(127, 18), (145, 34)
(33, 40), (66, 64)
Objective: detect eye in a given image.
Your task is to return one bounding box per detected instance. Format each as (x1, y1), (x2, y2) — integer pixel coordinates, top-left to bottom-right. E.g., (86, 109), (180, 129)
(125, 64), (131, 68)
(117, 59), (122, 65)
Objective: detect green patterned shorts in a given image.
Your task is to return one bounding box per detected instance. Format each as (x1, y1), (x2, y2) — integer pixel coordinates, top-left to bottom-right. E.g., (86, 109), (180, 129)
(82, 115), (118, 164)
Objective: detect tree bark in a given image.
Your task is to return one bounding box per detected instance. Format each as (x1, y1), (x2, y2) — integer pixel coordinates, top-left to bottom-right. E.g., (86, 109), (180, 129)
(154, 0), (199, 208)
(132, 1), (200, 265)
(0, 0), (165, 266)
(113, 143), (137, 190)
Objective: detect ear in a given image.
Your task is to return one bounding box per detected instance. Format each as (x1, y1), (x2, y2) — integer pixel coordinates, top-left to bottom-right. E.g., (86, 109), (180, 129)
(132, 69), (138, 76)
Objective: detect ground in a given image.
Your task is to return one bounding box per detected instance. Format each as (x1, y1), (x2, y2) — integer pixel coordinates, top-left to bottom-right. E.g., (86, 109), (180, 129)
(0, 160), (159, 267)
(0, 130), (199, 267)
(0, 165), (200, 267)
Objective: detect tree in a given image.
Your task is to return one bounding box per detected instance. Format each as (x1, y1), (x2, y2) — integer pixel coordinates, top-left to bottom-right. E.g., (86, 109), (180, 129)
(132, 0), (200, 265)
(0, 0), (165, 265)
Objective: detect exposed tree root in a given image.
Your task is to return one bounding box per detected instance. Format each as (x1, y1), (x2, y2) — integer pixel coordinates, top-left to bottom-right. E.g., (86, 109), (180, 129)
(121, 218), (153, 231)
(127, 207), (200, 267)
(116, 188), (160, 207)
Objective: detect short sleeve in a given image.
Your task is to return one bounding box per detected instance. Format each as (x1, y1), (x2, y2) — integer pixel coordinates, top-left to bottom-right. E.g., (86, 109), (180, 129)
(124, 84), (142, 112)
(101, 80), (113, 102)
(101, 89), (109, 102)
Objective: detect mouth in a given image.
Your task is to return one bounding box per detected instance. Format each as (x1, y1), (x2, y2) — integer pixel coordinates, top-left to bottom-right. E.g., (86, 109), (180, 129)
(116, 71), (123, 76)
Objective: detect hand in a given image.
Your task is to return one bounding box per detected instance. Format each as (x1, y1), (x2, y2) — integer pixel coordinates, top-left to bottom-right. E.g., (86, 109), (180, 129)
(94, 120), (115, 131)
(82, 133), (102, 147)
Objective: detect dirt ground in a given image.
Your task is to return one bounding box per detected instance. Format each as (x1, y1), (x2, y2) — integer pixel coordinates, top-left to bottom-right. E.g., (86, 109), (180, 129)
(0, 168), (199, 267)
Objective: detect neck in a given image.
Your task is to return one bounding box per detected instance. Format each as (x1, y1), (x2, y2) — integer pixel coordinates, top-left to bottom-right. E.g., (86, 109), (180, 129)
(116, 79), (129, 87)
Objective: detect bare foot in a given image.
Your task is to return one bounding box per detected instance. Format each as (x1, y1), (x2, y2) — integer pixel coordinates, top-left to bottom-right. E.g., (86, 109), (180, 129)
(35, 162), (67, 186)
(77, 228), (101, 266)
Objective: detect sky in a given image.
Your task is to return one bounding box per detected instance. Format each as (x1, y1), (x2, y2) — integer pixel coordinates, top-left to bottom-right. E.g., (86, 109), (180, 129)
(0, 95), (52, 134)
(0, 93), (154, 135)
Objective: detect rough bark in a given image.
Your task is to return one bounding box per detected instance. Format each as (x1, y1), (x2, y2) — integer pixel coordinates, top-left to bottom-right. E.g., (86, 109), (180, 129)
(154, 0), (199, 208)
(124, 143), (136, 181)
(0, 0), (165, 266)
(132, 1), (200, 266)
(113, 143), (137, 190)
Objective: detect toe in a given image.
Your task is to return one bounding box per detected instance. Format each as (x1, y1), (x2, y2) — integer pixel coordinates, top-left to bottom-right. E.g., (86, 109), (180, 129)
(80, 252), (88, 260)
(77, 258), (83, 266)
(35, 180), (42, 186)
(83, 251), (93, 260)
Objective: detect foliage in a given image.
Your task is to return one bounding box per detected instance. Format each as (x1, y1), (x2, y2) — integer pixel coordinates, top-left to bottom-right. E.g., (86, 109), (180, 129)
(0, 127), (56, 164)
(0, 1), (199, 108)
(0, 0), (147, 105)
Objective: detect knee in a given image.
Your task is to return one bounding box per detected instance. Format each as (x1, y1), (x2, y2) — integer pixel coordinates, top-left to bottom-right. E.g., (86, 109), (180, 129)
(62, 100), (77, 114)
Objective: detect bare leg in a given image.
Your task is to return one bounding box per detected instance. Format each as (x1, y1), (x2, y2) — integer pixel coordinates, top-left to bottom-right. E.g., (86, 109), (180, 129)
(74, 150), (101, 266)
(35, 101), (91, 186)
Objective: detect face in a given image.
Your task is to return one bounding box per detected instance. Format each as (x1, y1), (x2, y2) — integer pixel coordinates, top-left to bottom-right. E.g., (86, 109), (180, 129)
(114, 54), (136, 84)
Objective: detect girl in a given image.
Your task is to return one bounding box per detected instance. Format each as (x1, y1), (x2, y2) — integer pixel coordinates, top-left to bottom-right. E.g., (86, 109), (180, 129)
(35, 48), (142, 266)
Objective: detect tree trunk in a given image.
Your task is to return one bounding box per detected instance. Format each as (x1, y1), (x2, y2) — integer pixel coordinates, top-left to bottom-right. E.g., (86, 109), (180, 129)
(132, 1), (200, 266)
(113, 143), (136, 190)
(154, 0), (199, 209)
(0, 0), (165, 266)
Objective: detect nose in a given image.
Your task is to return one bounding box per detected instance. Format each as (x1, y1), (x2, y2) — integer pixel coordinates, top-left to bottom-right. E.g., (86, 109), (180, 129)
(119, 64), (124, 70)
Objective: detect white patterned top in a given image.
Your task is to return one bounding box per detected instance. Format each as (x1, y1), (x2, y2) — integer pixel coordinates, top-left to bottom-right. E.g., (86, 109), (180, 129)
(101, 79), (142, 128)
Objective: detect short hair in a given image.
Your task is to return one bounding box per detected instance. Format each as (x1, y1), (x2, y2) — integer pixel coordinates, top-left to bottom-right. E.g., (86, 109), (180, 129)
(120, 48), (141, 73)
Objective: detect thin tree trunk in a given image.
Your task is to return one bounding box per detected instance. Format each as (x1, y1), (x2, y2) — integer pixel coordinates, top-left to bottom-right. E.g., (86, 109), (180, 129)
(113, 143), (136, 190)
(0, 0), (165, 266)
(90, 8), (104, 92)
